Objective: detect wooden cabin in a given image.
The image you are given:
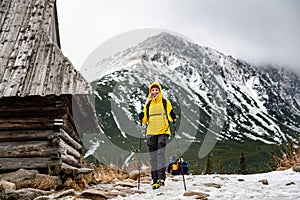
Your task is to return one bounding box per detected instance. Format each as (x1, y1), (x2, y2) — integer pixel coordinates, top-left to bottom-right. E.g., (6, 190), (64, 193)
(0, 0), (103, 174)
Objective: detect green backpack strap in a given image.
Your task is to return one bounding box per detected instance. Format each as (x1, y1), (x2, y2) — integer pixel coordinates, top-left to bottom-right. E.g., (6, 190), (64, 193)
(146, 98), (168, 120)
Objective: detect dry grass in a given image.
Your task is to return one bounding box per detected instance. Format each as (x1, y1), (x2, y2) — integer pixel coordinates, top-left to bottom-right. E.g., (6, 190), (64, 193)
(59, 165), (130, 190)
(92, 165), (129, 183)
(271, 140), (300, 170)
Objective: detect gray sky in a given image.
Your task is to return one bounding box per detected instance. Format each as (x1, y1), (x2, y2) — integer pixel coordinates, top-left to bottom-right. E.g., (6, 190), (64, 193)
(56, 0), (300, 71)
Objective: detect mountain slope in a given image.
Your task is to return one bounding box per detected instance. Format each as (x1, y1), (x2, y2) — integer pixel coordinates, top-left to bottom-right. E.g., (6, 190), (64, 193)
(82, 32), (300, 173)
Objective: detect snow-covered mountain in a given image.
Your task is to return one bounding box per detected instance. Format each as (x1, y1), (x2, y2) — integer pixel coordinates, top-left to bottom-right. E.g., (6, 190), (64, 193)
(81, 32), (300, 173)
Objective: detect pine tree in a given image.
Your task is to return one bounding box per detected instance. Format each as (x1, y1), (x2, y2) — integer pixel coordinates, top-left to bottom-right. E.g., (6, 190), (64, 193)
(239, 152), (246, 174)
(205, 153), (213, 174)
(192, 161), (200, 175)
(269, 151), (277, 171)
(287, 139), (295, 158)
(218, 160), (225, 174)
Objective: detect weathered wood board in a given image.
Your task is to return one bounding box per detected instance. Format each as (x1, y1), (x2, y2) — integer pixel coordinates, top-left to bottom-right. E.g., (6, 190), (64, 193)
(0, 0), (104, 174)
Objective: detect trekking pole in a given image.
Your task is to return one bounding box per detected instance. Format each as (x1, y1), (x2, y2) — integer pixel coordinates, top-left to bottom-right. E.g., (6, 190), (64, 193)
(137, 119), (143, 190)
(138, 105), (145, 190)
(173, 122), (187, 191)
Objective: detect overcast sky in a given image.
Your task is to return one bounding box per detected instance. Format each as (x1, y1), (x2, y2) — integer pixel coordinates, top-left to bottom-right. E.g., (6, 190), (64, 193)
(56, 0), (300, 72)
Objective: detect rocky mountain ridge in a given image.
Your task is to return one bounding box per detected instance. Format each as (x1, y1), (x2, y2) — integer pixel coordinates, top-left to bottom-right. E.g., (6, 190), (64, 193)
(82, 32), (299, 172)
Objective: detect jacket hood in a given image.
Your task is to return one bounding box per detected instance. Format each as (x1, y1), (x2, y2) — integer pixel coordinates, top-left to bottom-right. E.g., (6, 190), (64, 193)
(149, 82), (163, 102)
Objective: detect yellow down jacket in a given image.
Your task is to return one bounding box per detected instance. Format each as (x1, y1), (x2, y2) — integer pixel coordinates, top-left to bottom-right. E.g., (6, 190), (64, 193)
(142, 82), (174, 136)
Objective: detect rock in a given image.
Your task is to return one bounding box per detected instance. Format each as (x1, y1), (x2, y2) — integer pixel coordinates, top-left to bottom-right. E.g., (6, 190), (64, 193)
(184, 191), (203, 196)
(140, 176), (152, 184)
(129, 169), (146, 180)
(0, 180), (16, 193)
(203, 182), (222, 188)
(171, 177), (179, 182)
(4, 188), (51, 200)
(114, 180), (136, 188)
(238, 179), (245, 182)
(62, 166), (94, 176)
(184, 191), (209, 199)
(0, 169), (39, 183)
(78, 167), (95, 174)
(102, 188), (127, 198)
(286, 182), (295, 186)
(0, 169), (61, 191)
(0, 184), (5, 199)
(213, 176), (229, 180)
(293, 164), (300, 172)
(51, 189), (76, 199)
(33, 196), (52, 200)
(80, 189), (110, 199)
(258, 179), (269, 185)
(196, 194), (209, 200)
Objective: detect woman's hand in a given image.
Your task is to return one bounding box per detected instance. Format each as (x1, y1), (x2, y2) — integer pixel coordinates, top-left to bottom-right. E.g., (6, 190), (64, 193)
(146, 93), (152, 104)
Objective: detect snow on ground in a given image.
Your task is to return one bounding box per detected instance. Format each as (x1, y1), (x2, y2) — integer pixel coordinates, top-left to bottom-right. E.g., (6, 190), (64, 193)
(112, 169), (300, 200)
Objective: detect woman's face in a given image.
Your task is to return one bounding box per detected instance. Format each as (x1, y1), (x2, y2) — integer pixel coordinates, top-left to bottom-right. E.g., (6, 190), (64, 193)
(150, 87), (160, 98)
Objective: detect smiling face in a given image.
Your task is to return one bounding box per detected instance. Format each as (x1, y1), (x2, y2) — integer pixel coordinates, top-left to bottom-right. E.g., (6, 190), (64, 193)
(150, 86), (160, 98)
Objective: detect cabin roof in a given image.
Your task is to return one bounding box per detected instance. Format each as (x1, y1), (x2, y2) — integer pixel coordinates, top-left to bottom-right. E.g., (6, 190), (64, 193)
(0, 0), (91, 97)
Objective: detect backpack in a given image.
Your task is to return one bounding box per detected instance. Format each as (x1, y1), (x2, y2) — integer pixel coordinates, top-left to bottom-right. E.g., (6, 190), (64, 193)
(146, 98), (168, 120)
(167, 160), (189, 175)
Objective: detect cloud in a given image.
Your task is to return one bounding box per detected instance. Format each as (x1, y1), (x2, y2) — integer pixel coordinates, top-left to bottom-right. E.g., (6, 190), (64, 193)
(57, 0), (300, 71)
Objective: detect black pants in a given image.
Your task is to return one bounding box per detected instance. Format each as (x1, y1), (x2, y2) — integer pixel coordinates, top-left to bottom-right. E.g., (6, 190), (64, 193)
(147, 134), (169, 183)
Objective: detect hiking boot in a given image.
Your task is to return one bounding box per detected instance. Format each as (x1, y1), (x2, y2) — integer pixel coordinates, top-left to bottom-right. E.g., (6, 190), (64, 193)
(152, 182), (160, 189)
(158, 179), (165, 186)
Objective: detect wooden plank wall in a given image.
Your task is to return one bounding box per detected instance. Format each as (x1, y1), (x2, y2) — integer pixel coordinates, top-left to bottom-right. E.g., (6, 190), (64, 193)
(0, 94), (83, 174)
(0, 0), (105, 174)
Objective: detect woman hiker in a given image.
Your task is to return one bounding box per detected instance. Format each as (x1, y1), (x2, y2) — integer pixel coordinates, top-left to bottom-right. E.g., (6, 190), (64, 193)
(139, 82), (176, 189)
